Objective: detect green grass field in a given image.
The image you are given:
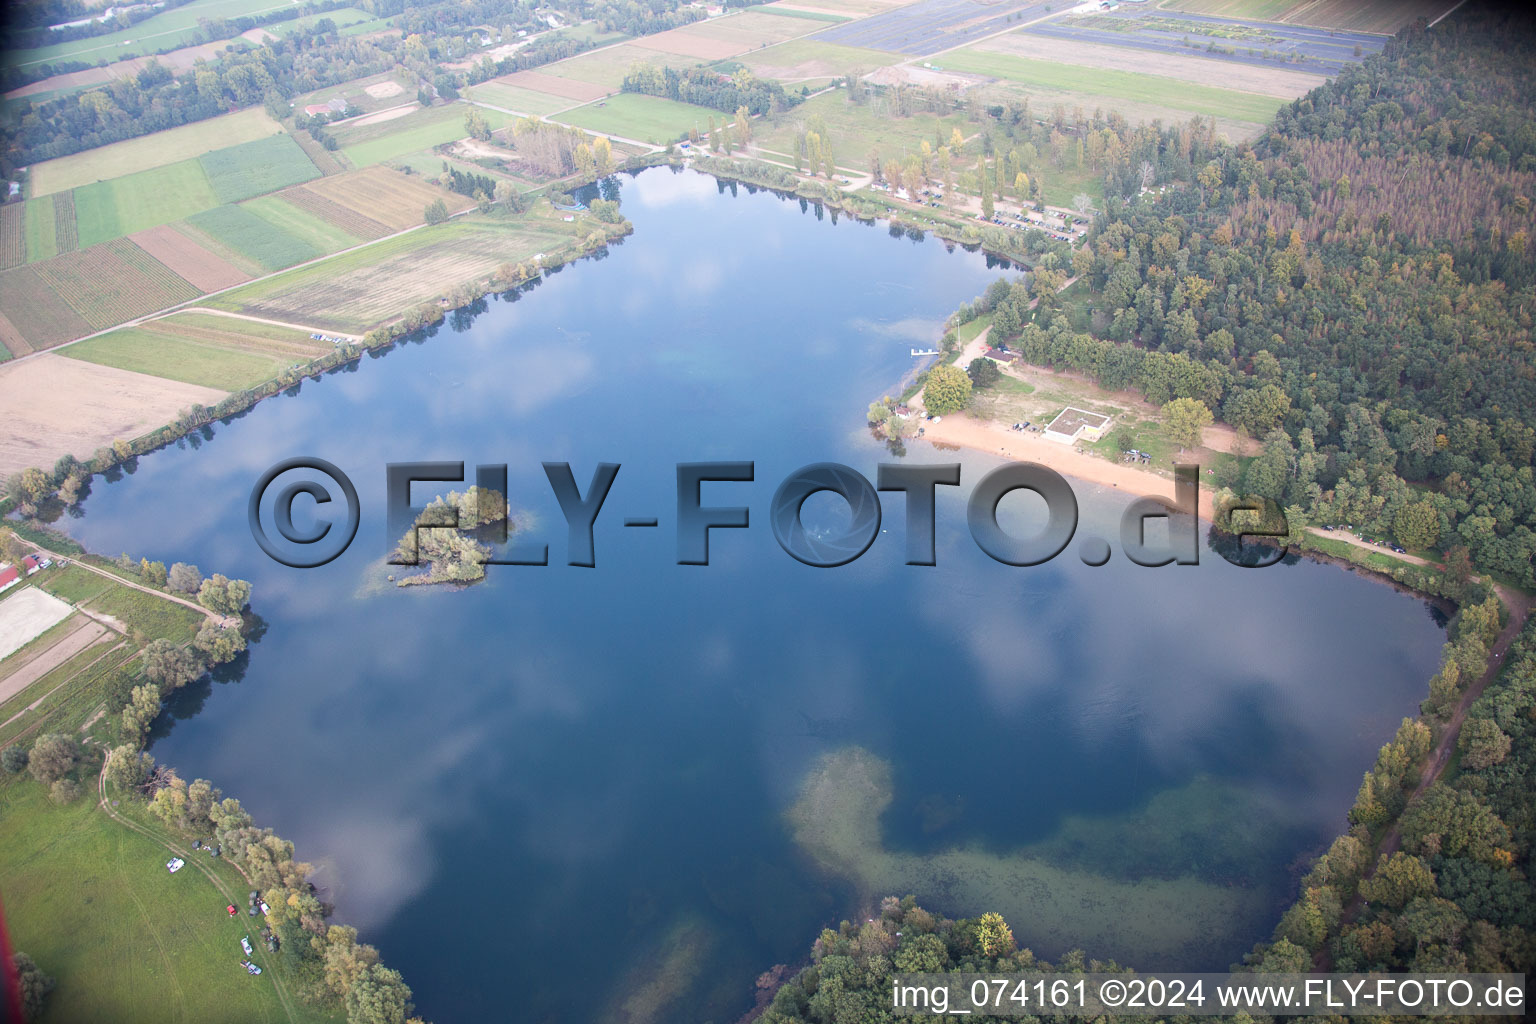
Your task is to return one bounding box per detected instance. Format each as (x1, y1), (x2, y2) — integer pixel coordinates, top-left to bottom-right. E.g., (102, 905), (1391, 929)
(84, 584), (205, 644)
(467, 81), (577, 116)
(758, 91), (975, 172)
(0, 781), (337, 1024)
(184, 205), (324, 273)
(24, 195), (59, 262)
(335, 105), (515, 167)
(61, 328), (289, 390)
(27, 109), (284, 197)
(939, 50), (1286, 124)
(8, 0), (292, 67)
(241, 195), (364, 253)
(199, 134), (322, 205)
(555, 94), (720, 145)
(34, 564), (113, 606)
(71, 162), (222, 249)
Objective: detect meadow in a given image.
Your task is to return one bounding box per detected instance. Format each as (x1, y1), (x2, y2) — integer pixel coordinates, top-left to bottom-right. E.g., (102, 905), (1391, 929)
(0, 781), (336, 1024)
(556, 94), (720, 145)
(755, 90), (976, 171)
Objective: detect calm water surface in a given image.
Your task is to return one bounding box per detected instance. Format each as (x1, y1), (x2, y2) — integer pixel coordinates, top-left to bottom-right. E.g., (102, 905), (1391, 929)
(64, 168), (1444, 1022)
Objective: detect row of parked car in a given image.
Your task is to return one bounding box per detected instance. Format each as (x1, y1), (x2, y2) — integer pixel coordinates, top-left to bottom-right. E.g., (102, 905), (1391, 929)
(1319, 524), (1408, 554)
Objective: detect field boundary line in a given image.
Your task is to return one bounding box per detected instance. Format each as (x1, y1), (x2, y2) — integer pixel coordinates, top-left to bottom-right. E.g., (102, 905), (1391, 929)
(174, 307), (363, 341)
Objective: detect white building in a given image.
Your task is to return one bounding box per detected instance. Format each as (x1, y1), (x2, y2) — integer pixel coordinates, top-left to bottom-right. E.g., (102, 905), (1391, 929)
(1043, 407), (1111, 444)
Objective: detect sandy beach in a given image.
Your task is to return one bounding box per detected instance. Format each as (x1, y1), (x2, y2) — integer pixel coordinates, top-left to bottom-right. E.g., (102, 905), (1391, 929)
(917, 412), (1218, 522)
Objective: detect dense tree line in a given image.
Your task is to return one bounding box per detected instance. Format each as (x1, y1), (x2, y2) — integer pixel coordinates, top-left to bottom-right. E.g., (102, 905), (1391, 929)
(622, 63), (795, 117)
(976, 6), (1536, 586)
(441, 166), (497, 200)
(755, 897), (1122, 1023)
(591, 0), (704, 37)
(1247, 603), (1534, 978)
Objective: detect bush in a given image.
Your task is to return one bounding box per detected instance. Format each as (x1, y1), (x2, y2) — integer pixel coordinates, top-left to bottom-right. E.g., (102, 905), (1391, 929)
(49, 779), (82, 804)
(27, 733), (80, 785)
(1, 745), (28, 773)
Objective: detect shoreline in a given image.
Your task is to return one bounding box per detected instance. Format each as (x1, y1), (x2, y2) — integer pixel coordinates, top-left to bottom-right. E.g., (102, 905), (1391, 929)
(916, 412), (1219, 523)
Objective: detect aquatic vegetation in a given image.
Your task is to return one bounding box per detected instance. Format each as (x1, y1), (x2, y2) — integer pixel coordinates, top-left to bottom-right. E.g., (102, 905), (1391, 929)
(788, 747), (1275, 968)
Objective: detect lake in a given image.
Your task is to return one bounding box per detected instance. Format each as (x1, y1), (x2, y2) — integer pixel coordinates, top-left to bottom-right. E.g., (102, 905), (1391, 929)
(63, 167), (1445, 1023)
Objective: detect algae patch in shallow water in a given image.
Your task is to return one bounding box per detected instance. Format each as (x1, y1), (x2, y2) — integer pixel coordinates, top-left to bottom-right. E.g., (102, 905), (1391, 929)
(788, 747), (1275, 968)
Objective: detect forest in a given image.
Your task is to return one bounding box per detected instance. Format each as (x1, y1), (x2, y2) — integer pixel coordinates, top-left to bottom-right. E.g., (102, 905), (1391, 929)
(971, 8), (1536, 587)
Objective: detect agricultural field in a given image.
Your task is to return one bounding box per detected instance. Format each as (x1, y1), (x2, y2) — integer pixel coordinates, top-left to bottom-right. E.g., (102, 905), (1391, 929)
(639, 10), (814, 60)
(198, 133), (322, 204)
(291, 129), (347, 175)
(467, 80), (579, 116)
(334, 104), (516, 167)
(240, 194), (367, 253)
(207, 215), (581, 332)
(30, 238), (202, 331)
(487, 70), (613, 105)
(536, 43), (705, 90)
(60, 314), (321, 389)
(22, 196), (59, 263)
(184, 204), (325, 273)
(0, 353), (228, 477)
(1026, 9), (1383, 75)
(938, 49), (1287, 124)
(26, 109), (283, 196)
(6, 0), (287, 68)
(556, 95), (721, 145)
(768, 0), (914, 14)
(70, 161), (222, 249)
(812, 0), (1055, 57)
(0, 266), (92, 352)
(299, 166), (476, 233)
(737, 37), (904, 81)
(127, 225), (252, 293)
(1161, 0), (1457, 34)
(1, 204), (27, 269)
(758, 6), (851, 24)
(973, 30), (1328, 98)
